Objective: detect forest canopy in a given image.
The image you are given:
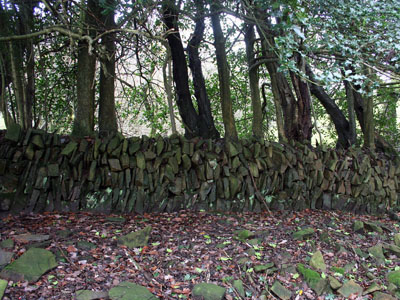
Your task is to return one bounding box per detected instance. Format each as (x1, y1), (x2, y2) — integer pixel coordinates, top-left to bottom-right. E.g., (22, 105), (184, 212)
(0, 0), (399, 151)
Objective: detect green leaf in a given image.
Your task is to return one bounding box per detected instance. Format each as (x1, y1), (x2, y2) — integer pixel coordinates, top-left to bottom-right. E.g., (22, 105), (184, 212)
(220, 257), (232, 261)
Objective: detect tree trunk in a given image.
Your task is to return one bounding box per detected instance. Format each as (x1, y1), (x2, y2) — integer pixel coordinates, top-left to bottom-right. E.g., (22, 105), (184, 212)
(162, 45), (177, 135)
(343, 80), (357, 145)
(363, 67), (375, 149)
(244, 23), (263, 138)
(306, 64), (353, 148)
(20, 0), (35, 129)
(72, 0), (97, 137)
(289, 52), (312, 142)
(0, 55), (13, 127)
(257, 31), (298, 143)
(98, 1), (118, 135)
(210, 1), (238, 141)
(8, 41), (26, 129)
(162, 0), (200, 138)
(188, 0), (220, 139)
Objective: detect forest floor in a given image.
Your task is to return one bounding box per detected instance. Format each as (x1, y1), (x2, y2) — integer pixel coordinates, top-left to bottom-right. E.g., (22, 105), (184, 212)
(0, 209), (399, 300)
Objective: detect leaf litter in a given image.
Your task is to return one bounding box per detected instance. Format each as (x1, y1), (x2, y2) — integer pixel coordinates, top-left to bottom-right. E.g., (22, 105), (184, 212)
(0, 209), (399, 299)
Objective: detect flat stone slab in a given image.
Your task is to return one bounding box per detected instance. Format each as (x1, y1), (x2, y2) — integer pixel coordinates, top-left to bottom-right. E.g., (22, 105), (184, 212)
(338, 280), (363, 298)
(310, 250), (326, 271)
(0, 248), (57, 283)
(373, 292), (396, 300)
(232, 280), (245, 298)
(192, 283), (226, 300)
(109, 281), (158, 300)
(0, 249), (14, 269)
(386, 244), (400, 257)
(77, 241), (97, 250)
(117, 226), (152, 249)
(364, 222), (383, 233)
(75, 290), (109, 300)
(105, 216), (126, 223)
(13, 233), (50, 243)
(369, 244), (385, 264)
(271, 281), (292, 300)
(387, 270), (400, 287)
(293, 228), (314, 240)
(394, 233), (400, 247)
(234, 229), (255, 241)
(0, 279), (7, 299)
(0, 239), (14, 249)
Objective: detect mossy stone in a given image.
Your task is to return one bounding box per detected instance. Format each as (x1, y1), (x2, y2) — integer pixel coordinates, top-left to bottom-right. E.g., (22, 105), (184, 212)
(353, 220), (364, 233)
(61, 141), (78, 156)
(233, 280), (245, 298)
(373, 292), (396, 300)
(5, 123), (21, 142)
(75, 290), (109, 300)
(293, 228), (314, 240)
(337, 280), (363, 298)
(77, 241), (97, 250)
(234, 229), (255, 241)
(117, 226), (152, 249)
(297, 263), (320, 288)
(0, 239), (14, 249)
(226, 142), (239, 157)
(254, 263), (274, 273)
(328, 276), (342, 290)
(368, 244), (385, 263)
(109, 281), (158, 300)
(192, 283), (225, 300)
(0, 279), (7, 299)
(364, 222), (383, 234)
(394, 233), (400, 247)
(387, 270), (400, 287)
(309, 250), (326, 272)
(0, 248), (57, 282)
(271, 281), (292, 300)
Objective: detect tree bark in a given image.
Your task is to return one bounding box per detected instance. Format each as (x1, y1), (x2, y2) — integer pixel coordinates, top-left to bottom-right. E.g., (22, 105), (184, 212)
(8, 41), (26, 129)
(244, 23), (263, 138)
(306, 64), (353, 148)
(98, 0), (118, 135)
(363, 67), (375, 149)
(162, 0), (200, 138)
(210, 1), (238, 141)
(72, 0), (97, 137)
(162, 45), (177, 135)
(289, 52), (312, 142)
(343, 80), (357, 145)
(20, 0), (35, 129)
(188, 0), (220, 139)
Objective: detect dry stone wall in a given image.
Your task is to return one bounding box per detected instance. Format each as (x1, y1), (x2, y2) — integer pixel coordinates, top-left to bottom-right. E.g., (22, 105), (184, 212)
(0, 125), (399, 214)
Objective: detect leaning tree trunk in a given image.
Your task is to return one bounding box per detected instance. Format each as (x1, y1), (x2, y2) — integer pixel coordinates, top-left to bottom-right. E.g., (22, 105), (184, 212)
(188, 0), (220, 139)
(72, 0), (97, 137)
(162, 0), (200, 138)
(98, 0), (118, 135)
(244, 23), (263, 138)
(210, 1), (238, 141)
(306, 64), (353, 148)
